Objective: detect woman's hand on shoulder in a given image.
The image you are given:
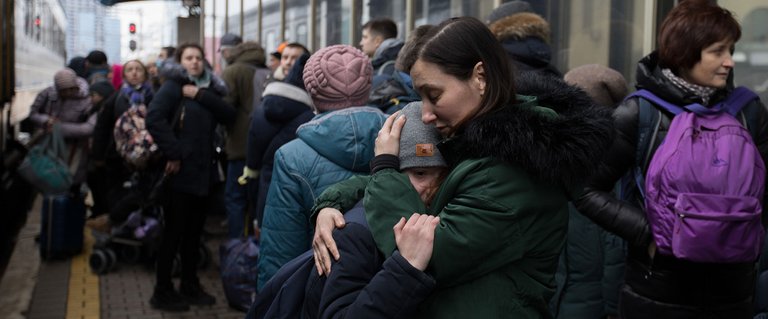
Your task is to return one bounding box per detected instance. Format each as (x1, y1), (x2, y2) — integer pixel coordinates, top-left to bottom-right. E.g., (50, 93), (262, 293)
(182, 84), (199, 99)
(375, 111), (406, 156)
(312, 207), (346, 276)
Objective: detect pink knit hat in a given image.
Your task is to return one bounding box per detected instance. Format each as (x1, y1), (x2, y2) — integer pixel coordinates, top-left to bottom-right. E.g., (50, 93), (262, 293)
(303, 44), (372, 112)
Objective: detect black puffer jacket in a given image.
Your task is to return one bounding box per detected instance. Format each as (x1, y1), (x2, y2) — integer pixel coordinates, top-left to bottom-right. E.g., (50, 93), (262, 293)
(146, 63), (236, 196)
(574, 51), (768, 249)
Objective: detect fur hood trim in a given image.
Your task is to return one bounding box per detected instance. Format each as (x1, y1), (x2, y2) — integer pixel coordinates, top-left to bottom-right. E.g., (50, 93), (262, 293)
(456, 71), (614, 188)
(489, 12), (550, 42)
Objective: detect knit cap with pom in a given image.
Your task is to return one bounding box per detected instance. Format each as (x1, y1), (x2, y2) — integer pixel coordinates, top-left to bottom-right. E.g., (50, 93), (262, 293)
(303, 44), (372, 112)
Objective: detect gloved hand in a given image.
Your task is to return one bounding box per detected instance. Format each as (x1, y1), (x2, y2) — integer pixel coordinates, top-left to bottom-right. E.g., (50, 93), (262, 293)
(238, 166), (259, 185)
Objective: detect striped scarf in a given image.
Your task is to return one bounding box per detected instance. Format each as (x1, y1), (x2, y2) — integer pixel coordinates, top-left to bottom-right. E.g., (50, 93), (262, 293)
(661, 68), (717, 105)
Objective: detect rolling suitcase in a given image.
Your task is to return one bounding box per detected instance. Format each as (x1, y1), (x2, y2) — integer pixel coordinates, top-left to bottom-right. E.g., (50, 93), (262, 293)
(40, 193), (86, 260)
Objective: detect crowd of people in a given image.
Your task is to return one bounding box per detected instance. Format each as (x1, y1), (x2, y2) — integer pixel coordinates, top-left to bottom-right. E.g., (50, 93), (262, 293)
(22, 0), (768, 318)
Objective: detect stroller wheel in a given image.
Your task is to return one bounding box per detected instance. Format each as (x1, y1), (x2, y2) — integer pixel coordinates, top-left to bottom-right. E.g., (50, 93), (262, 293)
(119, 245), (142, 264)
(105, 248), (118, 271)
(198, 243), (211, 270)
(89, 249), (111, 275)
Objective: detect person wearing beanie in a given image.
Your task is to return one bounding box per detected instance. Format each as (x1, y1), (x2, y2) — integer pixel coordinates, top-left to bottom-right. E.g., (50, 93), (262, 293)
(548, 64), (628, 319)
(219, 41), (271, 238)
(241, 52), (314, 230)
(565, 64), (629, 108)
(88, 81), (116, 109)
(256, 44), (386, 289)
(219, 33), (243, 69)
(302, 44), (373, 111)
(312, 17), (615, 319)
(28, 67), (94, 190)
(487, 1), (561, 77)
(67, 56), (88, 79)
(251, 102), (444, 319)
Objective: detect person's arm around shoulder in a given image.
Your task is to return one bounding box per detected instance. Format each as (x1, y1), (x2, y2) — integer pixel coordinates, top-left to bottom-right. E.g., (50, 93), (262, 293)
(319, 214), (438, 319)
(573, 97), (653, 248)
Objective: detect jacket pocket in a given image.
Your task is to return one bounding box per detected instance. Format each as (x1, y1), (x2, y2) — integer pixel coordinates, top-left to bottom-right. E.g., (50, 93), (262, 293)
(672, 193), (764, 263)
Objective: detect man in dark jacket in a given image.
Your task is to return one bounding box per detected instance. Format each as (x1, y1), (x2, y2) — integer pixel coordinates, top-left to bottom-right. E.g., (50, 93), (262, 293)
(360, 18), (403, 81)
(221, 41), (271, 238)
(240, 53), (314, 228)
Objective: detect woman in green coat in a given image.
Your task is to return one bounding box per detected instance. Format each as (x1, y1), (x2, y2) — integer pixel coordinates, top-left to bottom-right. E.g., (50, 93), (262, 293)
(312, 16), (614, 318)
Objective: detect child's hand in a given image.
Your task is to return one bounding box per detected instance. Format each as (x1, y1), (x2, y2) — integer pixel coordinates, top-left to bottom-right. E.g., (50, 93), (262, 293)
(312, 207), (345, 276)
(394, 213), (440, 271)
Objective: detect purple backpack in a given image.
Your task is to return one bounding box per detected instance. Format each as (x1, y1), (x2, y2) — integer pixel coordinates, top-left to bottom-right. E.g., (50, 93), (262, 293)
(630, 88), (765, 263)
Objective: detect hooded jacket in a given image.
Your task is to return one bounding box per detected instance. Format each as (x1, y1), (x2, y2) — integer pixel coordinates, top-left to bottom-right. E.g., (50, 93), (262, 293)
(146, 63), (236, 196)
(489, 12), (562, 77)
(29, 77), (94, 184)
(313, 71), (614, 318)
(221, 42), (269, 160)
(575, 51), (768, 250)
(256, 106), (386, 290)
(371, 38), (404, 75)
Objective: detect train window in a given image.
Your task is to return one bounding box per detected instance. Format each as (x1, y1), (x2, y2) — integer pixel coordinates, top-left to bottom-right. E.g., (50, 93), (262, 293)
(722, 1), (768, 100)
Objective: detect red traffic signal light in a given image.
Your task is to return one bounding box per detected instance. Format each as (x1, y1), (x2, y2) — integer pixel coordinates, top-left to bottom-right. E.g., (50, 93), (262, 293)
(129, 23), (136, 34)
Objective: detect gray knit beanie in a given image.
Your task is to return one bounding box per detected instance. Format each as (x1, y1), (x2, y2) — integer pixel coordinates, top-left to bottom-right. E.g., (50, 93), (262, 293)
(487, 1), (533, 25)
(398, 102), (447, 170)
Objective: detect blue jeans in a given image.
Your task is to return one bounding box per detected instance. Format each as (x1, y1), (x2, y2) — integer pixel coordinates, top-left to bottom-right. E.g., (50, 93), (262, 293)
(225, 160), (248, 238)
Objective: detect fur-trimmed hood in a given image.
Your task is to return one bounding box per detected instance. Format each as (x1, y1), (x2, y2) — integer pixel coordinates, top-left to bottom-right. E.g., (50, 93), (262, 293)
(450, 71), (614, 189)
(488, 12), (550, 42)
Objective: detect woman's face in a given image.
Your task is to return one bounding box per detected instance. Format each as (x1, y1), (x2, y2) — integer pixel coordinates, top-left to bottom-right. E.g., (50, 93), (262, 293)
(405, 167), (445, 205)
(123, 61), (146, 86)
(180, 47), (204, 77)
(681, 39), (735, 89)
(411, 60), (484, 137)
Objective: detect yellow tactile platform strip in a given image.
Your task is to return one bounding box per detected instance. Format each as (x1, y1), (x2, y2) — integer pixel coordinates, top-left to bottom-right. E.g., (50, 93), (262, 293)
(66, 230), (99, 319)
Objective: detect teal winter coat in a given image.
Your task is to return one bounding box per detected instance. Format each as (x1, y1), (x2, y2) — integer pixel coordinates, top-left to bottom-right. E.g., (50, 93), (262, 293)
(256, 106), (386, 290)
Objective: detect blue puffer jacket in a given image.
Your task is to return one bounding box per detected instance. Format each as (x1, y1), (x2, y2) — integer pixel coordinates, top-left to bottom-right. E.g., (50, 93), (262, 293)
(256, 106), (386, 290)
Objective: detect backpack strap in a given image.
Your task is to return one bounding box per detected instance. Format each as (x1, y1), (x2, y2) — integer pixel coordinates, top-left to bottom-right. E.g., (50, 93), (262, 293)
(377, 60), (396, 76)
(632, 96), (661, 200)
(723, 86), (759, 116)
(629, 90), (686, 115)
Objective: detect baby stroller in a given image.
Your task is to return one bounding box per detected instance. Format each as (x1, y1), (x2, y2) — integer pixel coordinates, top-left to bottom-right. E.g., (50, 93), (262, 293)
(88, 172), (211, 274)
